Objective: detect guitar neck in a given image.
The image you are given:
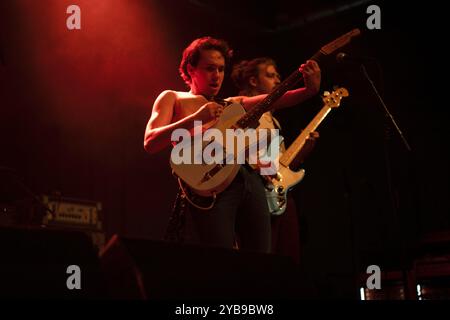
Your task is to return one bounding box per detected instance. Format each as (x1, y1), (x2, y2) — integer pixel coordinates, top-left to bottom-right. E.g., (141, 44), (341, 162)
(234, 28), (360, 129)
(279, 104), (332, 167)
(236, 51), (326, 129)
(235, 69), (302, 129)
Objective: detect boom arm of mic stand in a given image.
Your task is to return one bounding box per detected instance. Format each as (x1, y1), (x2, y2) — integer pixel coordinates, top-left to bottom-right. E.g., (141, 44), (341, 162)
(360, 64), (412, 152)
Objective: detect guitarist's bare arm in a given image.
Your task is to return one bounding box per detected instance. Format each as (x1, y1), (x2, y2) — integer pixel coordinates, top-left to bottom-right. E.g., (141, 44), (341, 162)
(238, 60), (321, 111)
(144, 90), (223, 154)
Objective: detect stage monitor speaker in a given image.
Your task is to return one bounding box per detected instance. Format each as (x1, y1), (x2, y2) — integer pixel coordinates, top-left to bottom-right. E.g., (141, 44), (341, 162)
(0, 226), (105, 299)
(100, 235), (302, 300)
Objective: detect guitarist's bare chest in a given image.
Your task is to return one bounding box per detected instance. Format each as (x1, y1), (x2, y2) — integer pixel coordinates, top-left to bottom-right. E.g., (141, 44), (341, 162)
(172, 96), (208, 123)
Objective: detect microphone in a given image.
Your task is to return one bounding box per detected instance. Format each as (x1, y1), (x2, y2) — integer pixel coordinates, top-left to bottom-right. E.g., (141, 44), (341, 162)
(336, 52), (376, 64)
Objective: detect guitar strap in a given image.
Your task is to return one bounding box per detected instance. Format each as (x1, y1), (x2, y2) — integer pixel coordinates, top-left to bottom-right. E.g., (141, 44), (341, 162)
(164, 190), (187, 242)
(271, 113), (282, 130)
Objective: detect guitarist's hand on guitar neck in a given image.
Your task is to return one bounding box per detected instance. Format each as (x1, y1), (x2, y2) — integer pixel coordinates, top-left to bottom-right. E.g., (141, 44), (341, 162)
(247, 59), (321, 112)
(299, 60), (321, 98)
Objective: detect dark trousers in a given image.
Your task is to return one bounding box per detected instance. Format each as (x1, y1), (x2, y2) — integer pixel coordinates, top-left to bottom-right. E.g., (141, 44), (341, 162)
(188, 166), (271, 253)
(271, 195), (300, 264)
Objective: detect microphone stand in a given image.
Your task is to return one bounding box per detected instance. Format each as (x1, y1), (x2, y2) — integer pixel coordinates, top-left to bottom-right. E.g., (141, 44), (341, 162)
(359, 63), (415, 299)
(360, 64), (411, 152)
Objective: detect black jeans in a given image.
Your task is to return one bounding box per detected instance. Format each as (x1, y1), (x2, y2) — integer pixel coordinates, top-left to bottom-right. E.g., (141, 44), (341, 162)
(188, 166), (271, 253)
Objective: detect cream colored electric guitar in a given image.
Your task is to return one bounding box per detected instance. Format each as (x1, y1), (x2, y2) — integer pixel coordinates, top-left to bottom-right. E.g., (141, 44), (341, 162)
(264, 87), (349, 215)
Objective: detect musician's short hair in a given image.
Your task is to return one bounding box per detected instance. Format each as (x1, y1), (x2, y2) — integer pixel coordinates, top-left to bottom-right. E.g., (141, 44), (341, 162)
(231, 57), (277, 96)
(179, 37), (233, 85)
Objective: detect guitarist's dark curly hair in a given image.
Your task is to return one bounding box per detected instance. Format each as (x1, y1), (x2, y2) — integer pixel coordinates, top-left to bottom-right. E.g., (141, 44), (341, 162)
(179, 36), (233, 86)
(231, 57), (277, 96)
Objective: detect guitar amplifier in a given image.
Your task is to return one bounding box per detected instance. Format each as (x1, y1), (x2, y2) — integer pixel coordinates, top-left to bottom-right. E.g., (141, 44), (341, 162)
(41, 195), (105, 252)
(42, 195), (102, 230)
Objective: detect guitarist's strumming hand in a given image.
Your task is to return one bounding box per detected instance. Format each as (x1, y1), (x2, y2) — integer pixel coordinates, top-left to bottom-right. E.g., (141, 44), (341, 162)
(194, 102), (224, 124)
(291, 131), (320, 169)
(299, 60), (321, 97)
(255, 158), (278, 181)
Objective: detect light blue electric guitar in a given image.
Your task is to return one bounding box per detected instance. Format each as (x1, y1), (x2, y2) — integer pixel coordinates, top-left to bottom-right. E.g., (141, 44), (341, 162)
(264, 87), (349, 215)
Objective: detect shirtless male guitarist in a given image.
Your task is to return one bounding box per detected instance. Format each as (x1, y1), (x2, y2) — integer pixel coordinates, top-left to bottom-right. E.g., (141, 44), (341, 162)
(144, 37), (321, 253)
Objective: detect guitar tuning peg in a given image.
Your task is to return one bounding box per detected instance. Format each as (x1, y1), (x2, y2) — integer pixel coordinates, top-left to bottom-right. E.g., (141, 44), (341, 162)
(323, 91), (330, 96)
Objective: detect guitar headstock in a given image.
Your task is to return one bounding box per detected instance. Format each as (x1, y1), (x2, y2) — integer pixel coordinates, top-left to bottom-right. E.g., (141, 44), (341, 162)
(320, 29), (361, 55)
(322, 87), (349, 108)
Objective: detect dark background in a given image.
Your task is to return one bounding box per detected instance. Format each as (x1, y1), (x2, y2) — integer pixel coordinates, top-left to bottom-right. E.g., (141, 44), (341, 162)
(1, 0), (448, 298)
